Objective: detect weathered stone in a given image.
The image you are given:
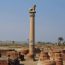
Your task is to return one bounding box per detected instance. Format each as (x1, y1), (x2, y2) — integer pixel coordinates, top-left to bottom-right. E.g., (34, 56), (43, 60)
(7, 50), (18, 60)
(61, 50), (65, 60)
(39, 52), (49, 61)
(19, 52), (25, 61)
(54, 51), (63, 65)
(0, 57), (8, 65)
(27, 53), (34, 60)
(20, 49), (29, 55)
(37, 60), (56, 65)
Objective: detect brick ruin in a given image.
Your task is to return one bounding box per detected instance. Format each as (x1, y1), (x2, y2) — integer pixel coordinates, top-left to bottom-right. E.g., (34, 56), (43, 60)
(0, 48), (65, 65)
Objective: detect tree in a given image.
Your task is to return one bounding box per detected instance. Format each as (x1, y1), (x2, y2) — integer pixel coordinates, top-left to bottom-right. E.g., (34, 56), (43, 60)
(57, 37), (64, 45)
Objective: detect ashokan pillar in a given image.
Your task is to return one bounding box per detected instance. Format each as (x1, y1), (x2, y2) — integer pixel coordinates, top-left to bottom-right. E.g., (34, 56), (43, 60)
(28, 5), (36, 60)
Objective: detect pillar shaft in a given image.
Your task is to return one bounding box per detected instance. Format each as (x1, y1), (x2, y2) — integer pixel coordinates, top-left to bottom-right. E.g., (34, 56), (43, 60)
(29, 5), (36, 56)
(29, 15), (35, 54)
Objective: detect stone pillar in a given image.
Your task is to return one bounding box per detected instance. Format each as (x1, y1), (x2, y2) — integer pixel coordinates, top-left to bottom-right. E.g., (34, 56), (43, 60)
(28, 5), (36, 59)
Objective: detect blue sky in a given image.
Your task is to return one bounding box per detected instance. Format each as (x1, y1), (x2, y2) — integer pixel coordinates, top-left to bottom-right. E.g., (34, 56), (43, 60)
(0, 0), (65, 42)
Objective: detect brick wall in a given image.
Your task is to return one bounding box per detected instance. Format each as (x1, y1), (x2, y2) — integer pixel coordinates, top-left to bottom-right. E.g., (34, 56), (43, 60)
(0, 60), (8, 65)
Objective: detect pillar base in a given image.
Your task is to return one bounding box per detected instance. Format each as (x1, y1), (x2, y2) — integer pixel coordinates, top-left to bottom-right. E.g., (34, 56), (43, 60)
(27, 53), (35, 60)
